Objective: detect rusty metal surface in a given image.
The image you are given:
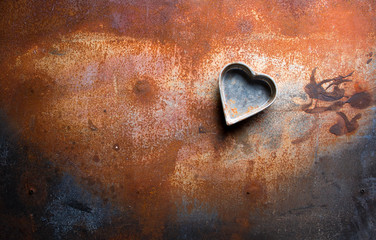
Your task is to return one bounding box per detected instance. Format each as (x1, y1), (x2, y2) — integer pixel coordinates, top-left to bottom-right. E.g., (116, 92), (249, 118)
(0, 0), (375, 239)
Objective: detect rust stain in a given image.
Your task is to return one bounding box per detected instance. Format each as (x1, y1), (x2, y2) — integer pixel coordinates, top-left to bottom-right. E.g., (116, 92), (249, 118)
(300, 67), (373, 136)
(303, 68), (353, 104)
(231, 107), (238, 116)
(329, 112), (362, 136)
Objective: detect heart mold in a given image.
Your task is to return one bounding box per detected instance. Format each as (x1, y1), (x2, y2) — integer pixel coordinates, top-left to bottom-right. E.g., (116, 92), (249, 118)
(219, 62), (277, 125)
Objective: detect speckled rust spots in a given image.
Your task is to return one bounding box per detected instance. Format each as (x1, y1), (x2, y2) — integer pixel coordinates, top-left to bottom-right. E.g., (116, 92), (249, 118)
(1, 0), (376, 238)
(231, 107), (238, 117)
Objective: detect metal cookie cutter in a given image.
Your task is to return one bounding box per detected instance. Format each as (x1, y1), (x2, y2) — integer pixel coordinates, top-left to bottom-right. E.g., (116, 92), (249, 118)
(219, 62), (277, 125)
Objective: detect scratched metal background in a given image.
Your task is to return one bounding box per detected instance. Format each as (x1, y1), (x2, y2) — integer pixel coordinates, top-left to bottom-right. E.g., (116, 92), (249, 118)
(0, 0), (375, 239)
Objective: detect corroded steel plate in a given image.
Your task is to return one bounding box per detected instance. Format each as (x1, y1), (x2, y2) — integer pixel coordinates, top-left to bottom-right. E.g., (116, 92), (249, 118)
(0, 0), (375, 239)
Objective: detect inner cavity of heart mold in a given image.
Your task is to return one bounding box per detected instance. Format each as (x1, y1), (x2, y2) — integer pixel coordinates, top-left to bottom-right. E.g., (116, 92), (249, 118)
(223, 69), (272, 118)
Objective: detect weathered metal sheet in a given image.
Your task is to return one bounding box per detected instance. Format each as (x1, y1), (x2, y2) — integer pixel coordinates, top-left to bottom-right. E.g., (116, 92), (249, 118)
(0, 0), (375, 239)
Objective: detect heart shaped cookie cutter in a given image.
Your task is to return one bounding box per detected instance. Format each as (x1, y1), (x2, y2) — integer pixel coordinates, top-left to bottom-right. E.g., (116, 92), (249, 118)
(219, 62), (277, 125)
